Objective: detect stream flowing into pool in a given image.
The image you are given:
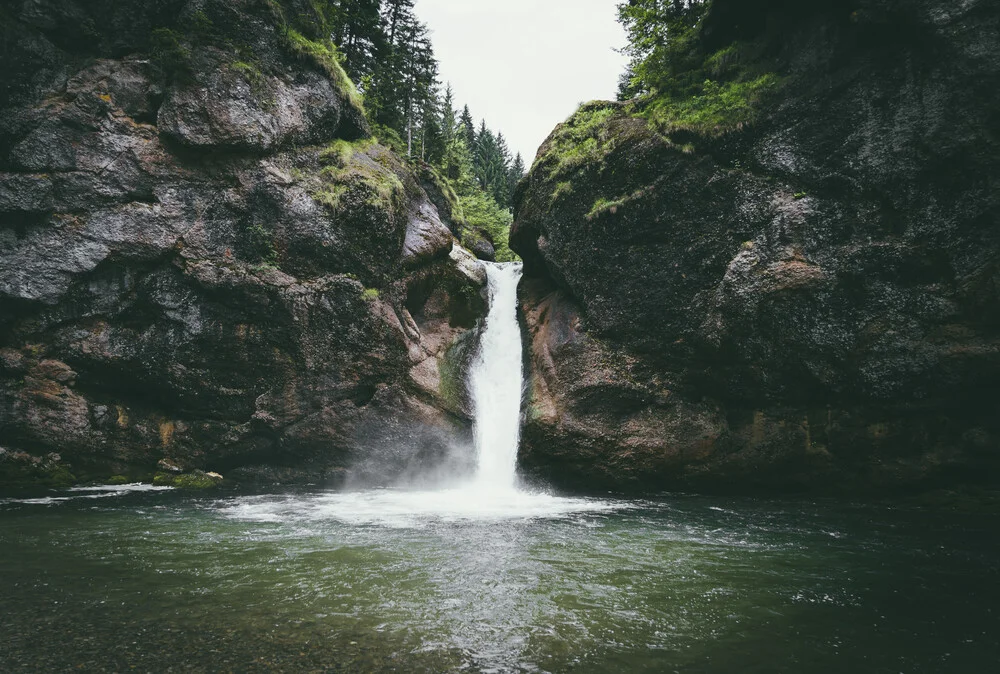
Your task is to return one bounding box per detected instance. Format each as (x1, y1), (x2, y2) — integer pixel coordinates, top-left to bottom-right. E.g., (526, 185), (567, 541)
(1, 261), (998, 671)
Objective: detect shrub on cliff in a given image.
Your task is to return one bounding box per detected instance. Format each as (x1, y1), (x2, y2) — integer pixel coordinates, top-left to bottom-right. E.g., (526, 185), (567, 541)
(617, 0), (782, 137)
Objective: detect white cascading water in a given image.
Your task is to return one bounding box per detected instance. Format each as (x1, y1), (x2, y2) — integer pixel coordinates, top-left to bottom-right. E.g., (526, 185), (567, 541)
(468, 262), (524, 491)
(218, 259), (614, 526)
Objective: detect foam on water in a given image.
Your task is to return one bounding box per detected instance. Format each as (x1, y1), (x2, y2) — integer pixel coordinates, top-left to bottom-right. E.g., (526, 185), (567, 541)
(220, 488), (620, 528)
(220, 262), (618, 527)
(2, 483), (174, 506)
(69, 483), (175, 493)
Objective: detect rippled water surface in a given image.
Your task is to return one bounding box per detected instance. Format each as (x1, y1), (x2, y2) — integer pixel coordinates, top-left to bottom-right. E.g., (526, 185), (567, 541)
(1, 485), (997, 672)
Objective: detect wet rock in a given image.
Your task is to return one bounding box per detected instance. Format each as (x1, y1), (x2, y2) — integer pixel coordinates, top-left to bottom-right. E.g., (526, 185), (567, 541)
(468, 238), (497, 262)
(157, 458), (183, 474)
(157, 49), (346, 152)
(171, 470), (223, 489)
(512, 0), (1000, 494)
(0, 448), (76, 488)
(402, 202), (454, 268)
(0, 0), (488, 486)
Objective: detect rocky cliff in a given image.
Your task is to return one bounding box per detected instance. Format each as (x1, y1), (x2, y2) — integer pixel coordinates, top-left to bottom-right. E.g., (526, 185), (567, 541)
(512, 0), (1000, 493)
(0, 0), (487, 487)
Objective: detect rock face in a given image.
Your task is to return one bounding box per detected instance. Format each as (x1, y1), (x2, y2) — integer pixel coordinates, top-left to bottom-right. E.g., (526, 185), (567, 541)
(512, 0), (1000, 493)
(0, 0), (486, 486)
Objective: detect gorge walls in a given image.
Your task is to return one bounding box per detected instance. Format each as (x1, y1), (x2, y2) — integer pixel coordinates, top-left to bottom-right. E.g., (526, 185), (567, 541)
(0, 0), (487, 486)
(512, 0), (1000, 493)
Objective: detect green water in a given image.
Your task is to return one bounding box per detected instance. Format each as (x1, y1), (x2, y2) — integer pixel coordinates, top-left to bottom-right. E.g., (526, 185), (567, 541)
(1, 486), (997, 673)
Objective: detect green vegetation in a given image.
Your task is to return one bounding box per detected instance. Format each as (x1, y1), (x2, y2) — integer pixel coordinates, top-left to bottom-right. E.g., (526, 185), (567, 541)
(152, 472), (174, 486)
(533, 0), (785, 202)
(617, 0), (712, 100)
(231, 60), (267, 91)
(187, 9), (214, 37)
(314, 140), (405, 214)
(0, 451), (76, 488)
(644, 73), (781, 136)
(460, 191), (517, 262)
(284, 28), (364, 112)
(153, 471), (222, 489)
(149, 28), (191, 80)
(552, 182), (573, 201)
(312, 182), (350, 211)
(617, 0), (783, 137)
(542, 103), (620, 181)
(421, 164), (467, 227)
(108, 475), (131, 485)
(172, 473), (220, 489)
(370, 123), (408, 156)
(243, 220), (279, 267)
(267, 2), (524, 260)
(587, 196), (630, 219)
(361, 288), (380, 301)
(319, 138), (366, 165)
(229, 60), (277, 109)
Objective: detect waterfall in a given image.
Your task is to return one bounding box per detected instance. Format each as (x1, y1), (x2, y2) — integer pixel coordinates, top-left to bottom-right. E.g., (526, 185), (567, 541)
(469, 262), (524, 491)
(221, 259), (608, 521)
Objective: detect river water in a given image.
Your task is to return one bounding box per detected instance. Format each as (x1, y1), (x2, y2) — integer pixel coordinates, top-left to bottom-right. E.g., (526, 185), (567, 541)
(1, 487), (998, 672)
(1, 262), (998, 672)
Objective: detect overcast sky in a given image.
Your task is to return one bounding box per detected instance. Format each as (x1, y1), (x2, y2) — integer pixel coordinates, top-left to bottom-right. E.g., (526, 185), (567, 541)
(414, 0), (629, 165)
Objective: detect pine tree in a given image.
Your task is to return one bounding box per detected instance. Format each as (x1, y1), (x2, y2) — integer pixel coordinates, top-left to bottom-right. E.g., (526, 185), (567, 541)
(441, 84), (456, 144)
(321, 2), (522, 261)
(327, 0), (384, 83)
(493, 132), (513, 207)
(507, 152), (526, 205)
(459, 105), (476, 150)
(418, 93), (445, 163)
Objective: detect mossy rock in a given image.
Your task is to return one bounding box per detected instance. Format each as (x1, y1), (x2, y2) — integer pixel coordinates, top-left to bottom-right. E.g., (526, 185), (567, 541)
(282, 28), (365, 121)
(107, 475), (131, 485)
(152, 471), (175, 486)
(0, 450), (76, 489)
(313, 140), (405, 215)
(172, 471), (224, 490)
(418, 163), (467, 234)
(43, 466), (76, 489)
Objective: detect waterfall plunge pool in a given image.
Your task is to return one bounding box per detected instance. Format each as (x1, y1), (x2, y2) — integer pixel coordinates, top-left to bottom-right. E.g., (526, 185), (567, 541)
(2, 262), (997, 672)
(1, 486), (998, 672)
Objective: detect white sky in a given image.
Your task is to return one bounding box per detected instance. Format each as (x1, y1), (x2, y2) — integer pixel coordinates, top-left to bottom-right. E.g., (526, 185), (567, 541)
(414, 0), (629, 164)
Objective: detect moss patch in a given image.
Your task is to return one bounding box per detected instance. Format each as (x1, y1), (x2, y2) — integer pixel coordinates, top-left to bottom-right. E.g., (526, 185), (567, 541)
(313, 140), (404, 214)
(152, 471), (174, 486)
(153, 471), (222, 489)
(644, 72), (782, 137)
(241, 220), (279, 267)
(532, 36), (783, 200)
(284, 29), (364, 114)
(586, 187), (652, 220)
(421, 164), (467, 228)
(172, 473), (220, 490)
(229, 60), (276, 108)
(539, 102), (621, 182)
